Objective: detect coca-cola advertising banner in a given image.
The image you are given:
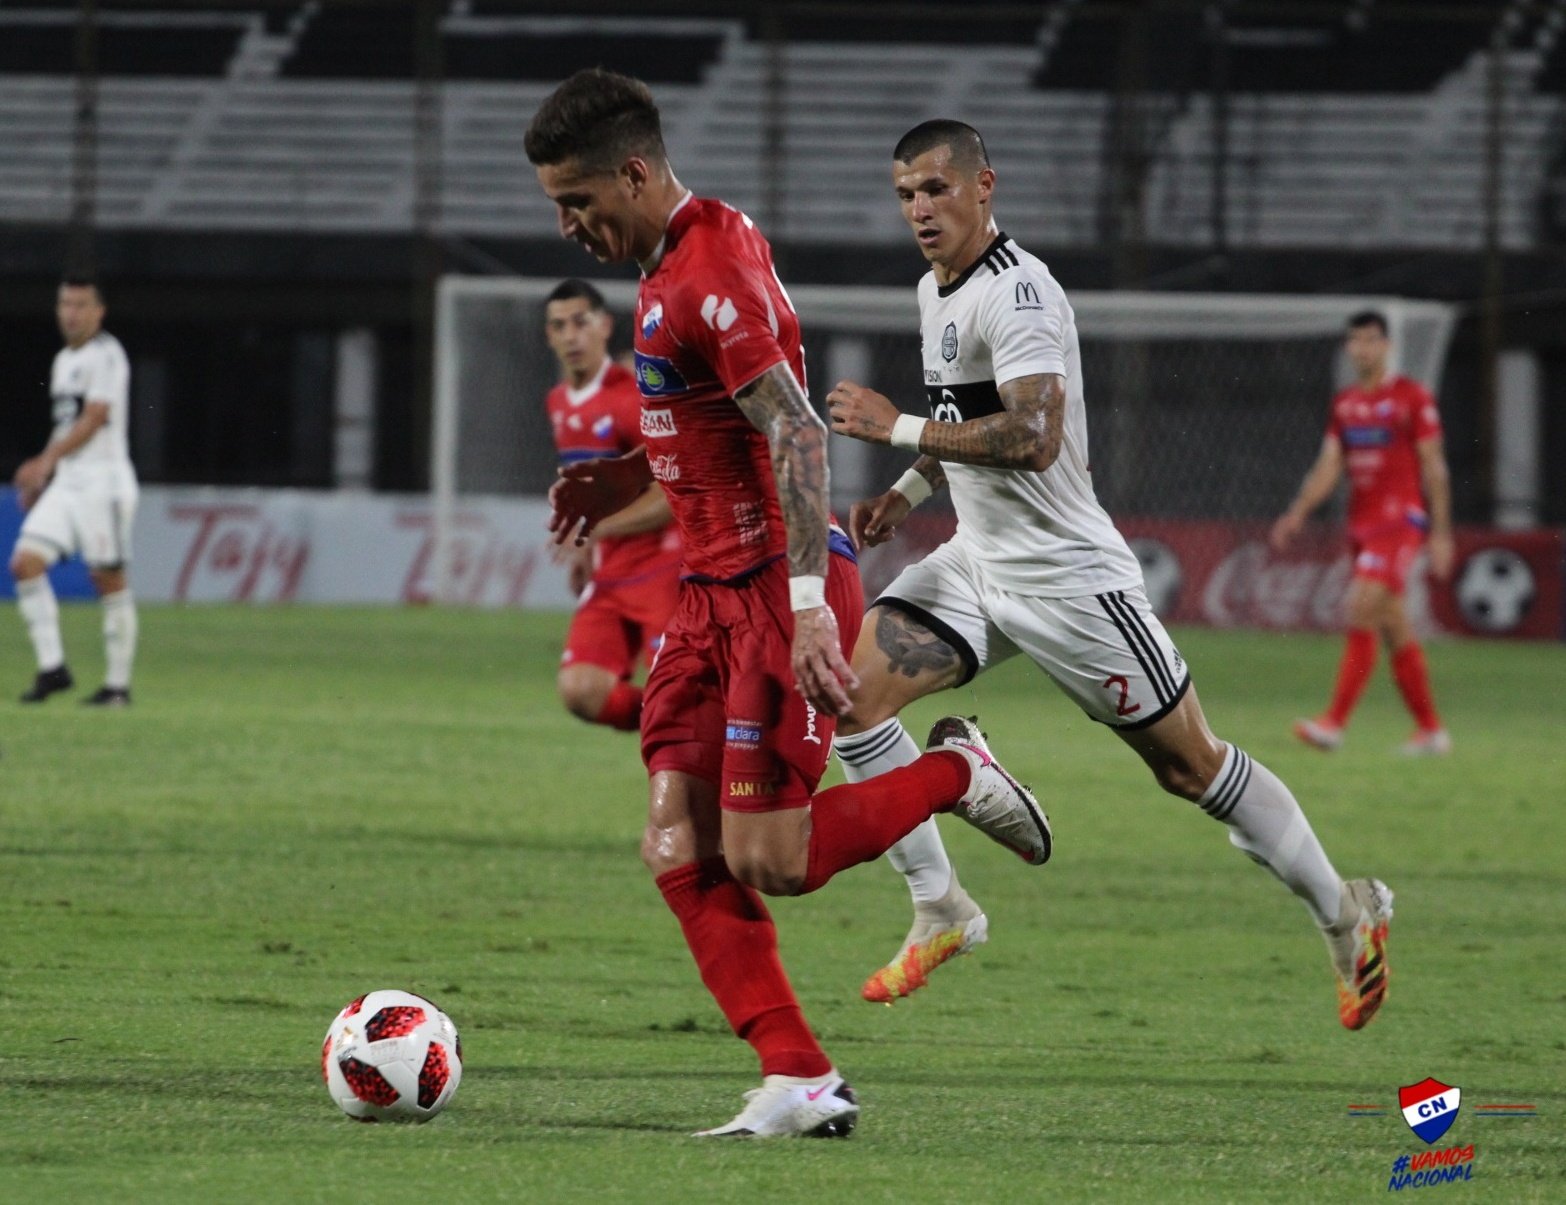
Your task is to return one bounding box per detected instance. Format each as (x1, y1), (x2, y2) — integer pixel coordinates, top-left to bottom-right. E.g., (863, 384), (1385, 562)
(856, 512), (1563, 641)
(3, 488), (1560, 638)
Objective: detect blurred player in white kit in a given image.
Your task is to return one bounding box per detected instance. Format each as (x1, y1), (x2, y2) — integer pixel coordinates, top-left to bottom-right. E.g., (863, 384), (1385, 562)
(10, 277), (140, 706)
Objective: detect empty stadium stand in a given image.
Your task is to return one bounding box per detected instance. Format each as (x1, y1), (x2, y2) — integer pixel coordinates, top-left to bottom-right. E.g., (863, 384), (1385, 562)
(0, 2), (1560, 251)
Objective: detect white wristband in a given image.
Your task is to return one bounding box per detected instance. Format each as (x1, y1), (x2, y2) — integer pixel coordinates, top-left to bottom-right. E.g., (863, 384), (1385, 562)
(789, 574), (827, 611)
(889, 413), (927, 452)
(891, 468), (933, 508)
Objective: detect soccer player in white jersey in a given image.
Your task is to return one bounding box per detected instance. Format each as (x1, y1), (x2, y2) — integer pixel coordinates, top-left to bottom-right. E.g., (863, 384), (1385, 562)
(10, 278), (139, 706)
(826, 120), (1393, 1031)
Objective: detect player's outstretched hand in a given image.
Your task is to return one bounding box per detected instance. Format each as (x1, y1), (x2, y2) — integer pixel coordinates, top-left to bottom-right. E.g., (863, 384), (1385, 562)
(1269, 512), (1303, 552)
(827, 380), (899, 445)
(548, 448), (654, 546)
(792, 605), (859, 717)
(849, 488), (912, 550)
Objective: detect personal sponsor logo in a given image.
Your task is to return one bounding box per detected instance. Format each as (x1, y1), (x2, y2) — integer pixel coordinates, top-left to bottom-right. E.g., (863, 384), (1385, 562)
(725, 718), (764, 750)
(941, 321), (958, 362)
(640, 302), (664, 339)
(701, 294), (739, 332)
(635, 352), (688, 398)
(640, 408), (678, 438)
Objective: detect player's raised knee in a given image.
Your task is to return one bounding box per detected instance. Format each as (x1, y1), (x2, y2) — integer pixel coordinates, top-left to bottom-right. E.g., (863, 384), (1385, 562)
(10, 548), (48, 580)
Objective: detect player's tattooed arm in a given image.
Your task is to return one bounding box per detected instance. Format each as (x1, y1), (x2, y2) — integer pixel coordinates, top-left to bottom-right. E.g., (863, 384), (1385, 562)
(828, 374), (1063, 471)
(918, 373), (1063, 471)
(912, 455), (947, 493)
(734, 362), (830, 579)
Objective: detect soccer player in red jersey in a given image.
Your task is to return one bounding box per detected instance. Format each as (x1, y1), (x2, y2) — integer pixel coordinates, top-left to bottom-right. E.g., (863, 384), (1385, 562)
(542, 278), (680, 732)
(526, 69), (1050, 1137)
(1271, 310), (1454, 755)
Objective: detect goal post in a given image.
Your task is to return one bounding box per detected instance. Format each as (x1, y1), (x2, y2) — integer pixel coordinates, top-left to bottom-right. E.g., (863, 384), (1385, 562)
(430, 275), (1457, 612)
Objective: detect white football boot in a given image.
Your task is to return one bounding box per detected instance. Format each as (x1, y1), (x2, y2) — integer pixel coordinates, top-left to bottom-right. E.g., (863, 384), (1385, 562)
(1322, 877), (1394, 1031)
(1398, 728), (1452, 757)
(693, 1071), (859, 1138)
(926, 716), (1052, 866)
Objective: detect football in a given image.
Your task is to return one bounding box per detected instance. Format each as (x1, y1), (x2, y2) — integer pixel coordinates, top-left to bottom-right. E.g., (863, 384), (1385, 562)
(321, 989), (463, 1123)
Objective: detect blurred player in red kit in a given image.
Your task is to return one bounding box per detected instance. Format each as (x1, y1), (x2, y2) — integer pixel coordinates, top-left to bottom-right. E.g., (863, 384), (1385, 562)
(542, 278), (680, 732)
(1271, 310), (1454, 755)
(526, 69), (1049, 1137)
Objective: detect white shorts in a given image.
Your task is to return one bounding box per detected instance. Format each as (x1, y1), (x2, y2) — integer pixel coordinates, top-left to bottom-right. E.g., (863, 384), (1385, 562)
(17, 476), (138, 569)
(875, 538), (1190, 730)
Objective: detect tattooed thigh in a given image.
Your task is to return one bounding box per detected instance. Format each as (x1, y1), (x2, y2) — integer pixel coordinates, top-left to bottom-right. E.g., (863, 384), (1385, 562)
(871, 606), (968, 688)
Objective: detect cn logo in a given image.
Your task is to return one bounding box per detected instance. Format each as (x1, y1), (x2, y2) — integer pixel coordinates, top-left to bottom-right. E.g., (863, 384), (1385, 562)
(932, 389), (962, 424)
(701, 295), (738, 331)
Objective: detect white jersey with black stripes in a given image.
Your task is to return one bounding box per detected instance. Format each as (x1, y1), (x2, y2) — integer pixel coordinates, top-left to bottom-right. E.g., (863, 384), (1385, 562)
(917, 232), (1141, 596)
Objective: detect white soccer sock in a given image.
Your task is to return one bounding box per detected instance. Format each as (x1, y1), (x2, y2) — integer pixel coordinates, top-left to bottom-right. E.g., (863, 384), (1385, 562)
(1199, 743), (1343, 926)
(834, 717), (953, 904)
(101, 589), (137, 689)
(17, 575), (64, 671)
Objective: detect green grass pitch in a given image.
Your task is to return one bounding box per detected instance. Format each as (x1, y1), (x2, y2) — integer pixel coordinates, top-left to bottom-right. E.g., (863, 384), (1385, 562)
(1, 605), (1562, 1202)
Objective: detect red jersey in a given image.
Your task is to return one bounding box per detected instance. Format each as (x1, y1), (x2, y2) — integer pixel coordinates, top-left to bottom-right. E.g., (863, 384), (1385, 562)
(1325, 374), (1442, 538)
(546, 358), (681, 586)
(632, 195), (806, 581)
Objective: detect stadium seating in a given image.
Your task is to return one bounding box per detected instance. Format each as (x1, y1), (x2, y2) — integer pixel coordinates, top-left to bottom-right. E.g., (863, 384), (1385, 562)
(0, 2), (1559, 250)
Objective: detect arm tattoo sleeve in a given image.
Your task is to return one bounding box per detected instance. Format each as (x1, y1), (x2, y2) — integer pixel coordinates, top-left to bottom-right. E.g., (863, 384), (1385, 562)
(916, 373), (1065, 471)
(912, 455), (947, 494)
(734, 363), (830, 579)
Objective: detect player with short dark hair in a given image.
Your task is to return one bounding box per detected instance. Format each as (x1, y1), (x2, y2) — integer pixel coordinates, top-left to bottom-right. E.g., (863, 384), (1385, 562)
(826, 120), (1393, 1030)
(10, 277), (139, 706)
(528, 70), (1050, 1139)
(1271, 310), (1453, 755)
(541, 277), (680, 731)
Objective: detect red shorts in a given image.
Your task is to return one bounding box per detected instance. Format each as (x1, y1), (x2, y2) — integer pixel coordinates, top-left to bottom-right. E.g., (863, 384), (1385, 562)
(561, 568), (680, 678)
(640, 554), (864, 812)
(1350, 526), (1425, 594)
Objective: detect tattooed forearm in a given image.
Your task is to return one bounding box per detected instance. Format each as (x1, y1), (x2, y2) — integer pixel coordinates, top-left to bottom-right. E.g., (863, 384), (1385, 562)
(735, 363), (830, 579)
(873, 607), (966, 686)
(912, 455), (947, 494)
(917, 373), (1065, 471)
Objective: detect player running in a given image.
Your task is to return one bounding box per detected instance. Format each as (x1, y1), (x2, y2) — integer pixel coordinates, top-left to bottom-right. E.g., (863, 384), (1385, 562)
(526, 71), (1050, 1138)
(1270, 311), (1453, 756)
(542, 278), (681, 732)
(826, 120), (1392, 1031)
(10, 277), (139, 706)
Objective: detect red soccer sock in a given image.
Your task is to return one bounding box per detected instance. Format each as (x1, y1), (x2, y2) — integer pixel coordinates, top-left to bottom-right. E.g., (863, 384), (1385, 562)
(1391, 640), (1442, 731)
(1324, 628), (1378, 728)
(655, 858), (831, 1080)
(800, 750), (969, 894)
(596, 682), (643, 732)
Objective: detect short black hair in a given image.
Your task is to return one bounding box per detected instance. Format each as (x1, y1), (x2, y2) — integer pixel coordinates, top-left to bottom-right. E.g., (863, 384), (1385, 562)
(59, 275), (104, 303)
(545, 278), (606, 311)
(893, 119), (990, 173)
(525, 68), (666, 172)
(1347, 309), (1389, 336)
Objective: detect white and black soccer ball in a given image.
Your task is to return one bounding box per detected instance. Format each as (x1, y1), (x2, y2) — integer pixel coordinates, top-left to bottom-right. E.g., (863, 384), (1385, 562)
(1131, 538), (1182, 616)
(1455, 547), (1535, 633)
(322, 989), (462, 1123)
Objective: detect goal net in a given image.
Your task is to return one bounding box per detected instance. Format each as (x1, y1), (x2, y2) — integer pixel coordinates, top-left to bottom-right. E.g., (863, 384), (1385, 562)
(431, 276), (1456, 627)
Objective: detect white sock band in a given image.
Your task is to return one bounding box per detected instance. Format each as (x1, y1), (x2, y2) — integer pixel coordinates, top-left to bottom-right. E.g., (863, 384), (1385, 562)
(1200, 743), (1343, 927)
(101, 588), (138, 690)
(834, 718), (953, 903)
(17, 575), (64, 672)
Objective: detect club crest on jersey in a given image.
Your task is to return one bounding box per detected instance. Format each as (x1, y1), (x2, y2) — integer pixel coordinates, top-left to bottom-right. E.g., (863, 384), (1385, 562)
(640, 303), (664, 339)
(592, 415), (614, 439)
(634, 351), (688, 398)
(941, 322), (959, 362)
(1400, 1079), (1461, 1145)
